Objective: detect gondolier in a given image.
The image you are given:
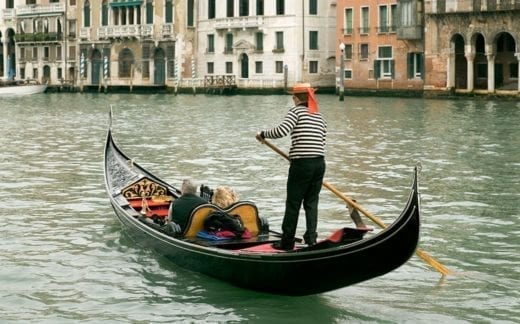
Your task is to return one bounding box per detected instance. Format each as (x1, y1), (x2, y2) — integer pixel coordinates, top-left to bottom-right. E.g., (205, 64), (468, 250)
(256, 83), (327, 250)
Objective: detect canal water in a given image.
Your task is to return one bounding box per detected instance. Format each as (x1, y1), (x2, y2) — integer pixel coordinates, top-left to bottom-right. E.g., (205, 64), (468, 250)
(0, 93), (518, 323)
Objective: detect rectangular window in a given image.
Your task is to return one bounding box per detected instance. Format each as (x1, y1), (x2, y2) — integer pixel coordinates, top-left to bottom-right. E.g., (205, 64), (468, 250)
(146, 1), (153, 24)
(255, 32), (263, 51)
(225, 33), (233, 53)
(344, 8), (353, 34)
(69, 46), (76, 61)
(57, 45), (62, 60)
(255, 61), (263, 74)
(43, 47), (49, 60)
(33, 47), (38, 60)
(309, 61), (318, 73)
(510, 63), (518, 78)
(379, 5), (388, 33)
(208, 0), (216, 19)
(33, 68), (38, 79)
(256, 0), (264, 15)
(227, 0), (234, 17)
(226, 62), (233, 73)
(275, 61), (284, 73)
(58, 68), (62, 79)
(407, 52), (423, 79)
(165, 0), (173, 23)
(207, 34), (215, 53)
(309, 31), (318, 50)
(360, 44), (369, 60)
(275, 31), (284, 50)
(345, 70), (352, 79)
(207, 62), (214, 74)
(20, 68), (25, 79)
(361, 7), (369, 34)
(143, 61), (150, 78)
(239, 0), (249, 16)
(276, 0), (285, 15)
(375, 46), (394, 78)
(344, 44), (353, 60)
(309, 0), (317, 15)
(390, 4), (397, 32)
(400, 0), (414, 26)
(187, 0), (194, 26)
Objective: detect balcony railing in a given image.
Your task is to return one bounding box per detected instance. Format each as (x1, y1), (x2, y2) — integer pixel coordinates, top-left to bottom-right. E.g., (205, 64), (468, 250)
(2, 9), (16, 20)
(97, 25), (154, 39)
(15, 32), (62, 42)
(214, 16), (264, 30)
(17, 3), (65, 16)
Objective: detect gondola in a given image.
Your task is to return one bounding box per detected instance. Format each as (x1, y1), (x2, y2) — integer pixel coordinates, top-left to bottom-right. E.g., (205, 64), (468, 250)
(103, 113), (421, 296)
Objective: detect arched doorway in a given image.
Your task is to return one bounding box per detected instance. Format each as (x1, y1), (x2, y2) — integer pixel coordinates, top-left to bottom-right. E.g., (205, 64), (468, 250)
(43, 65), (51, 84)
(240, 53), (249, 78)
(452, 34), (467, 89)
(154, 47), (165, 85)
(5, 29), (16, 80)
(494, 32), (517, 90)
(91, 49), (102, 85)
(473, 33), (487, 90)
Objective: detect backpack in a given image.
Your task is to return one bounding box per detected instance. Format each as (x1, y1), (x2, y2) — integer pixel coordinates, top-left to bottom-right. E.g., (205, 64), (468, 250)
(203, 211), (245, 238)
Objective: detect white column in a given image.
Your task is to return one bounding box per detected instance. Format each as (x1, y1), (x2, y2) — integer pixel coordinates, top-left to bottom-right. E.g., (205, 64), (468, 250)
(447, 52), (455, 89)
(465, 53), (475, 91)
(486, 53), (495, 93)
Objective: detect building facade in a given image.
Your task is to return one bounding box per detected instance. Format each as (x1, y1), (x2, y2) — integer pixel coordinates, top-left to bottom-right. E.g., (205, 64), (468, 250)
(424, 0), (520, 93)
(197, 0), (337, 89)
(336, 0), (425, 92)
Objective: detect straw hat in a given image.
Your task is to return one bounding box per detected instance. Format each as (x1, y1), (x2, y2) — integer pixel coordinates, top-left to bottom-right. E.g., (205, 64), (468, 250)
(287, 83), (316, 94)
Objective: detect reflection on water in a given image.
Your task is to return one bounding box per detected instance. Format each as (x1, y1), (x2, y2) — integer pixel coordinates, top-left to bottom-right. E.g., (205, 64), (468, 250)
(0, 93), (518, 322)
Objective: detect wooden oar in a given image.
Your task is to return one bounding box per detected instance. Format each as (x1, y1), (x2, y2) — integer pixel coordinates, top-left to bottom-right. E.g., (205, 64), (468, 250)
(257, 137), (451, 276)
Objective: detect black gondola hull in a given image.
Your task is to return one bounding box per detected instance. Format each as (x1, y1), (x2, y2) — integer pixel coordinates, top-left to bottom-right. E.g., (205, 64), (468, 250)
(104, 124), (420, 296)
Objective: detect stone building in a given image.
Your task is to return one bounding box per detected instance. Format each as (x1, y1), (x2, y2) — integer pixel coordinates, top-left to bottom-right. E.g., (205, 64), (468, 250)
(424, 0), (520, 93)
(336, 0), (425, 92)
(76, 0), (195, 89)
(1, 0), (72, 84)
(197, 0), (337, 90)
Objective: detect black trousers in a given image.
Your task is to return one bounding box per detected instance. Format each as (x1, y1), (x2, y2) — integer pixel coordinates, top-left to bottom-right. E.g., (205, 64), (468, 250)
(281, 157), (326, 245)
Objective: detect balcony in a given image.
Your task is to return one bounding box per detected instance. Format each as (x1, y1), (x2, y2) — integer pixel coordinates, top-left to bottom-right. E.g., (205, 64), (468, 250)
(162, 24), (174, 38)
(97, 25), (154, 40)
(397, 26), (422, 40)
(215, 16), (264, 30)
(2, 9), (16, 20)
(16, 32), (62, 43)
(17, 3), (65, 16)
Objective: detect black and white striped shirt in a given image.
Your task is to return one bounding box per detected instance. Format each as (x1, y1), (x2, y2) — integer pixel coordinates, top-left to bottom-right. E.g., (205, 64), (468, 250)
(263, 105), (327, 159)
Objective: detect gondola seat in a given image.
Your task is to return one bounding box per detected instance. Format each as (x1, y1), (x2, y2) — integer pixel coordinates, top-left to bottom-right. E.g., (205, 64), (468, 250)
(122, 177), (173, 219)
(183, 201), (263, 238)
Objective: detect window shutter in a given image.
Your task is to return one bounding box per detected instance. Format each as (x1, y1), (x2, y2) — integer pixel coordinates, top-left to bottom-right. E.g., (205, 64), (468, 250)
(391, 60), (395, 79)
(407, 53), (413, 79)
(374, 60), (380, 79)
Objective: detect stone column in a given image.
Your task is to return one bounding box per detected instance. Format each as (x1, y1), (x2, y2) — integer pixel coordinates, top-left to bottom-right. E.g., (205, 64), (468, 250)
(486, 53), (495, 93)
(447, 52), (455, 89)
(465, 52), (475, 92)
(2, 36), (7, 79)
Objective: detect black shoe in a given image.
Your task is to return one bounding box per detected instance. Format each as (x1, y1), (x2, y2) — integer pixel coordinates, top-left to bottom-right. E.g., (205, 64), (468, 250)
(272, 241), (294, 251)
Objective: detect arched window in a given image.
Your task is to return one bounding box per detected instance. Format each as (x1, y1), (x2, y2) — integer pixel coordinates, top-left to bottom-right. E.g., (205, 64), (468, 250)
(118, 48), (135, 78)
(84, 0), (91, 28)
